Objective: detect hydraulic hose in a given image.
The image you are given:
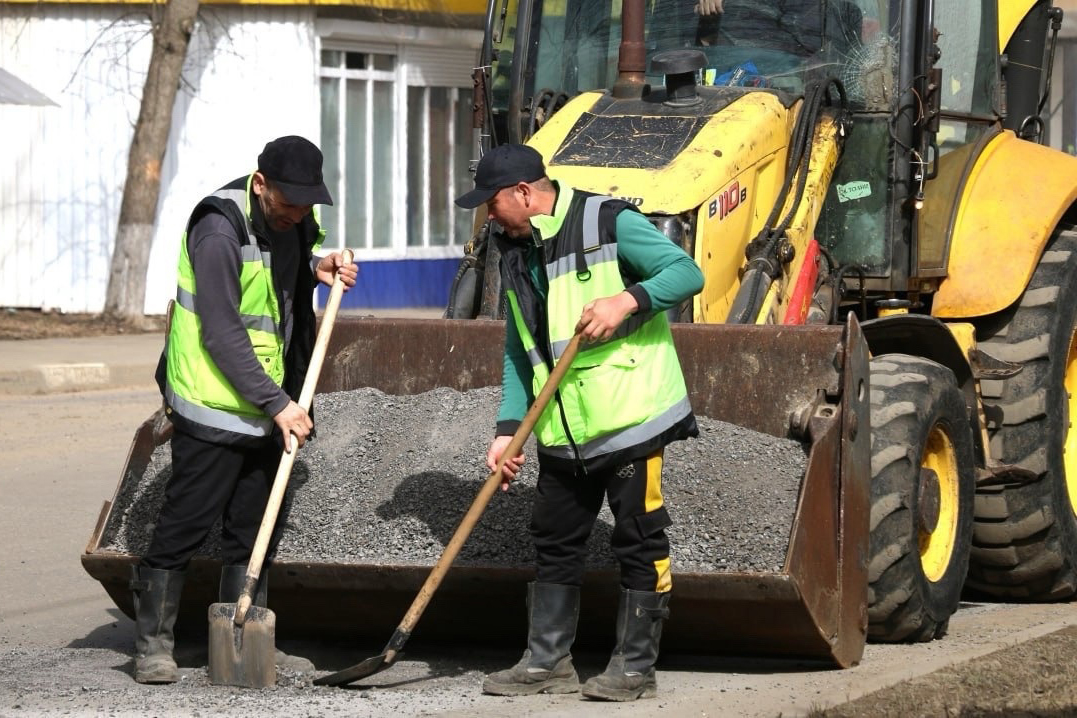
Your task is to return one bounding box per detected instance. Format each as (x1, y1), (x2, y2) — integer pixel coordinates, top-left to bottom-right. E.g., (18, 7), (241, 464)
(730, 77), (848, 324)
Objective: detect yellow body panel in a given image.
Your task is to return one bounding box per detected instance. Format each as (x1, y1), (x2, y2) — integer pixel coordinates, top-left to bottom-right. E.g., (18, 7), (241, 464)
(527, 92), (606, 175)
(932, 131), (1077, 318)
(769, 113), (843, 324)
(531, 91), (792, 215)
(715, 109), (842, 325)
(695, 151), (785, 323)
(757, 282), (780, 324)
(11, 0), (484, 9)
(997, 0), (1040, 50)
(944, 322), (977, 357)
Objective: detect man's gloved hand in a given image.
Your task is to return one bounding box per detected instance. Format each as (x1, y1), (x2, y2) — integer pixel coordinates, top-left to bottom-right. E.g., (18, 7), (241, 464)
(696, 0), (723, 16)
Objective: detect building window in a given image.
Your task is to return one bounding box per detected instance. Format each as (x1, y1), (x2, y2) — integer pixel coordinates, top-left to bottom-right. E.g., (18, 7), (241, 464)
(407, 85), (474, 248)
(319, 42), (476, 257)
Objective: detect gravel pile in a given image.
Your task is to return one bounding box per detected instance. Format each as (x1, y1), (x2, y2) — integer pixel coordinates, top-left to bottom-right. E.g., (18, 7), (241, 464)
(101, 387), (807, 573)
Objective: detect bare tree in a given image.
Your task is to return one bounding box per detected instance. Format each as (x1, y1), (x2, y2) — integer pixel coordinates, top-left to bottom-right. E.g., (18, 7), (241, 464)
(104, 0), (200, 323)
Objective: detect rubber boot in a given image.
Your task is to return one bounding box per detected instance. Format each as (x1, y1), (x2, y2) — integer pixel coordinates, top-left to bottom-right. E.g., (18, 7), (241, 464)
(219, 564), (315, 674)
(581, 588), (671, 701)
(130, 565), (185, 684)
(482, 582), (581, 696)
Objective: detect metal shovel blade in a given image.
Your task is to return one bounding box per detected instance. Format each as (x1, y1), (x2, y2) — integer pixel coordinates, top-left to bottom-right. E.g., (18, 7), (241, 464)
(313, 649), (400, 686)
(207, 602), (277, 688)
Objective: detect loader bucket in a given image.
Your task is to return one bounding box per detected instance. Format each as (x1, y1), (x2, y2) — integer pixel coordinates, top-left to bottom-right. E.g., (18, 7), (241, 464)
(82, 315), (870, 667)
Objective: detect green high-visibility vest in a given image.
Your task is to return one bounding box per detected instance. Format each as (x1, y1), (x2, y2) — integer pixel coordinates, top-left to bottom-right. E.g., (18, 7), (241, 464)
(503, 190), (692, 461)
(164, 174), (324, 437)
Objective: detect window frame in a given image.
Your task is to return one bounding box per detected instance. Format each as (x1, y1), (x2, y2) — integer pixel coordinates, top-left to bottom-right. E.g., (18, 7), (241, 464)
(316, 19), (483, 260)
(319, 42), (402, 256)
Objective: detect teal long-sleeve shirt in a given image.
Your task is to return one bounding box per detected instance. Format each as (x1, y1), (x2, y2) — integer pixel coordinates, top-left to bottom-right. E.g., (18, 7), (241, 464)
(496, 188), (705, 435)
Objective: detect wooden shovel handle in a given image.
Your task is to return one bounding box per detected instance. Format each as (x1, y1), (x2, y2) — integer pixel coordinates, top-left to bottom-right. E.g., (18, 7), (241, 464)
(235, 249), (354, 623)
(394, 333), (583, 636)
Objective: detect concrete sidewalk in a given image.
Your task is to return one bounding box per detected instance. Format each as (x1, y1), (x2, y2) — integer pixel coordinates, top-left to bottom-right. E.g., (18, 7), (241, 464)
(0, 308), (445, 395)
(0, 333), (165, 395)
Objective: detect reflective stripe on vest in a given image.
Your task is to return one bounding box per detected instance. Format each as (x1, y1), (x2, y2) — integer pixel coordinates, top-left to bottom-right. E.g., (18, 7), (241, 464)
(165, 179), (285, 436)
(545, 196), (650, 355)
(505, 191), (691, 459)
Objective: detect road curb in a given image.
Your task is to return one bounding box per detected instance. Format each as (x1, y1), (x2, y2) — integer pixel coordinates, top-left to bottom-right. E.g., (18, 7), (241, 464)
(0, 363), (157, 395)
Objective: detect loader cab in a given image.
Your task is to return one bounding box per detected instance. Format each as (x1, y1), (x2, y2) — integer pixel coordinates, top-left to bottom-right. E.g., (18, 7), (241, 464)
(816, 0), (1005, 301)
(481, 0), (888, 147)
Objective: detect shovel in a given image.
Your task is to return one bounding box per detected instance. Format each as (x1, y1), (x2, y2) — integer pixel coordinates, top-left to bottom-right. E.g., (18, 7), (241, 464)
(314, 332), (583, 687)
(208, 249), (354, 688)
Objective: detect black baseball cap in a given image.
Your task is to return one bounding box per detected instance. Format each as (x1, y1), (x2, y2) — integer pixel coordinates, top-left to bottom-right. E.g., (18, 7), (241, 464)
(454, 144), (547, 209)
(257, 135), (334, 206)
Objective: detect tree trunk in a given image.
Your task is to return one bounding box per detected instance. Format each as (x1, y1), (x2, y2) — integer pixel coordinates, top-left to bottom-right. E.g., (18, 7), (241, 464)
(104, 0), (200, 322)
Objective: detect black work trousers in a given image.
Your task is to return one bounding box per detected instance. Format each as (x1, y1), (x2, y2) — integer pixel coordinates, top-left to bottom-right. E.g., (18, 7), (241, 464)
(140, 427), (281, 571)
(531, 448), (673, 592)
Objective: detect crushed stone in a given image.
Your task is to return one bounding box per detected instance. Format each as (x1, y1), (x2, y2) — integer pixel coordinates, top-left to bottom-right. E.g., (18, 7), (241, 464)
(100, 386), (806, 573)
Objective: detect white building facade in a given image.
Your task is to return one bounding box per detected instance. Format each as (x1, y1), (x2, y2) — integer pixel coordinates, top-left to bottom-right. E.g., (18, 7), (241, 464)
(0, 0), (482, 314)
(5, 1), (1076, 315)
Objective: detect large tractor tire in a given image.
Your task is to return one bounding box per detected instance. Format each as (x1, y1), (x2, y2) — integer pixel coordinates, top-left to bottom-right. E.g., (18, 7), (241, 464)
(868, 354), (975, 642)
(969, 225), (1077, 599)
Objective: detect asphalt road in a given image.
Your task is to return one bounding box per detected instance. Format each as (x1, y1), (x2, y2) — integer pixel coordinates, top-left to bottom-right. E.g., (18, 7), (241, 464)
(1, 387), (1074, 717)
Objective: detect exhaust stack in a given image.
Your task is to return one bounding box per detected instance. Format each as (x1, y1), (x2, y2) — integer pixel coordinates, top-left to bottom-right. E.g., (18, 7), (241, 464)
(612, 0), (646, 98)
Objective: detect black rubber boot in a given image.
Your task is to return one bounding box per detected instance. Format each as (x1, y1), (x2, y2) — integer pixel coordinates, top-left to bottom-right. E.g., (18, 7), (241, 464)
(581, 588), (671, 701)
(219, 564), (315, 674)
(130, 565), (185, 684)
(482, 582), (581, 696)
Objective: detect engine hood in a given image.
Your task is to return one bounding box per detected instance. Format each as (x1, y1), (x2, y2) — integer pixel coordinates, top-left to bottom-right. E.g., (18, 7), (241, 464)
(528, 87), (797, 215)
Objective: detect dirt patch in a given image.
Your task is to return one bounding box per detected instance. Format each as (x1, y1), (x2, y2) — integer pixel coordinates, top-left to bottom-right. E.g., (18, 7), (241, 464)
(0, 309), (166, 340)
(814, 625), (1077, 717)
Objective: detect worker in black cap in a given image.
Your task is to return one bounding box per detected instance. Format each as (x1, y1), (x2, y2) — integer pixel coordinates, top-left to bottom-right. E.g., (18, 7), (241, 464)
(131, 135), (356, 684)
(458, 144), (703, 701)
